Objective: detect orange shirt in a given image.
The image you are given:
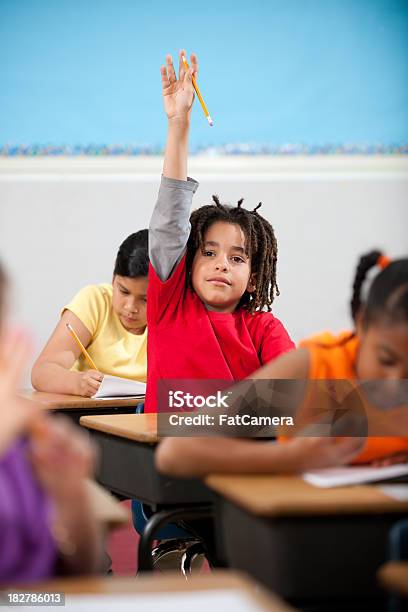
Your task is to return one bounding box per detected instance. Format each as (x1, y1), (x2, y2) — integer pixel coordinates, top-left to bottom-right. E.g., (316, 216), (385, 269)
(300, 331), (408, 464)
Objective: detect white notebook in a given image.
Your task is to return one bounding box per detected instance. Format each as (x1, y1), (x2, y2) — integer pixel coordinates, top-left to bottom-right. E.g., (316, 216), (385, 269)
(92, 375), (146, 400)
(303, 463), (408, 488)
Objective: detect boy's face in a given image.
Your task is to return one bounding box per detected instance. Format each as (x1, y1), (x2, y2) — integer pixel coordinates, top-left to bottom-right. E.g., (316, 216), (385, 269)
(191, 221), (255, 313)
(356, 321), (408, 379)
(112, 275), (148, 334)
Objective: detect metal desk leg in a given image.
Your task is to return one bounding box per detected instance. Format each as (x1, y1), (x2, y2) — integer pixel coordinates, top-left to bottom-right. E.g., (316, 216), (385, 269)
(138, 505), (213, 572)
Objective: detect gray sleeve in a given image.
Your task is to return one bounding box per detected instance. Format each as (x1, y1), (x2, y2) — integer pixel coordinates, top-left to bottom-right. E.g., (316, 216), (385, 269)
(149, 175), (199, 281)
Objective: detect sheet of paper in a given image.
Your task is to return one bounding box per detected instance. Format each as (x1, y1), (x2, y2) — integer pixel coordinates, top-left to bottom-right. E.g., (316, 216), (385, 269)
(303, 463), (408, 488)
(92, 374), (146, 399)
(378, 484), (408, 501)
(43, 590), (266, 612)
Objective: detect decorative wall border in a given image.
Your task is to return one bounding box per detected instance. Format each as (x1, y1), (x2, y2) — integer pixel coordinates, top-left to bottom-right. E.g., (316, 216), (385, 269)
(1, 144), (407, 156)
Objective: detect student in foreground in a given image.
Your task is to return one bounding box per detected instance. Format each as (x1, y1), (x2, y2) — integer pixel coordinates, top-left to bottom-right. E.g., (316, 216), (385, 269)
(156, 251), (408, 477)
(0, 263), (102, 580)
(32, 230), (148, 396)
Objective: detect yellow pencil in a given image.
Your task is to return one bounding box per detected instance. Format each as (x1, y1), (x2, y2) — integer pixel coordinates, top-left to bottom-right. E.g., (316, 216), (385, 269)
(66, 323), (98, 370)
(181, 55), (213, 127)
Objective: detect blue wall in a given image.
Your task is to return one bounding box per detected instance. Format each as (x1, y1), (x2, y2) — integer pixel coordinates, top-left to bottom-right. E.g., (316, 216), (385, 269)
(1, 0), (407, 151)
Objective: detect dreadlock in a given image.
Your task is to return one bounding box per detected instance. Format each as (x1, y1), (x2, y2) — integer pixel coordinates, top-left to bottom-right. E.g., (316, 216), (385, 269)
(186, 195), (279, 313)
(350, 250), (408, 326)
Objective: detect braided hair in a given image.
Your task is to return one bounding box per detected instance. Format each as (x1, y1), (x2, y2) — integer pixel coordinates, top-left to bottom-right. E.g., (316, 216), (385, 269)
(114, 229), (149, 278)
(350, 250), (408, 327)
(186, 196), (279, 313)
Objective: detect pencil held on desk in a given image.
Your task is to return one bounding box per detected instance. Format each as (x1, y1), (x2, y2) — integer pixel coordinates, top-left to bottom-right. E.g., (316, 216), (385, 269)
(66, 323), (98, 370)
(181, 55), (213, 127)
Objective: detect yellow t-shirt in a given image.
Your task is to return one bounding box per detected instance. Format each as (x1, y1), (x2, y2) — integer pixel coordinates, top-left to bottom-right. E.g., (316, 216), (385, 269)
(64, 284), (147, 382)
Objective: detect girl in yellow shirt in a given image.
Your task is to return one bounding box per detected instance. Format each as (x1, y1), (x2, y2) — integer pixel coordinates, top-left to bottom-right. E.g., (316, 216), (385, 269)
(32, 230), (148, 397)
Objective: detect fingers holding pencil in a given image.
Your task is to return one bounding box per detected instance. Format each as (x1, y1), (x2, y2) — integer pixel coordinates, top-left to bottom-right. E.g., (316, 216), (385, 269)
(178, 49), (187, 82)
(180, 52), (213, 127)
(178, 49), (197, 80)
(77, 370), (103, 398)
(161, 50), (212, 125)
(189, 52), (198, 78)
(179, 50), (195, 97)
(161, 53), (188, 90)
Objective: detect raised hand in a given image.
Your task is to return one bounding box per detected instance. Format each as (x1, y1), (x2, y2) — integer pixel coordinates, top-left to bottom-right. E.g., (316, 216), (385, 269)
(161, 50), (198, 121)
(30, 416), (95, 499)
(0, 327), (40, 455)
(29, 416), (101, 574)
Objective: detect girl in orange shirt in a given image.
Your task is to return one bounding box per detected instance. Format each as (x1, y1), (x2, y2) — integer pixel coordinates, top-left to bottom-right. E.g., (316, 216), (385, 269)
(296, 250), (408, 463)
(157, 250), (408, 476)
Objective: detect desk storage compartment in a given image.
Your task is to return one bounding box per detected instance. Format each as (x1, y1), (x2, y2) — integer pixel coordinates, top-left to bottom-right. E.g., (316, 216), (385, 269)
(92, 431), (214, 505)
(219, 498), (401, 609)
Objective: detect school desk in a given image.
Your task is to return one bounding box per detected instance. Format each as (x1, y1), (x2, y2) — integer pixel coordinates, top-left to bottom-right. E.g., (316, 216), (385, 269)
(79, 414), (214, 571)
(21, 390), (143, 423)
(206, 474), (408, 610)
(4, 571), (294, 611)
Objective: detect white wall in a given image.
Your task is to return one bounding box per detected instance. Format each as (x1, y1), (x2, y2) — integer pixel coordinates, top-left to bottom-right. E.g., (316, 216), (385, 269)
(1, 156), (407, 386)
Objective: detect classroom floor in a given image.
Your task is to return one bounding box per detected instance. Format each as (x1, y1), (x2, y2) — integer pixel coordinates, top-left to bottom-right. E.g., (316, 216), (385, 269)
(107, 500), (139, 575)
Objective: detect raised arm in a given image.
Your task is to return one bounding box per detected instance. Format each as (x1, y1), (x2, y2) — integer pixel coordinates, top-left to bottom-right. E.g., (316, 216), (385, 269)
(149, 51), (199, 281)
(30, 417), (103, 575)
(161, 50), (197, 179)
(0, 328), (41, 456)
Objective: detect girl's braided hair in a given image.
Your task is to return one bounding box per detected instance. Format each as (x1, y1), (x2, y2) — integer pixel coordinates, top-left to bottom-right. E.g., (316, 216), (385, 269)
(350, 250), (408, 326)
(186, 195), (279, 313)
